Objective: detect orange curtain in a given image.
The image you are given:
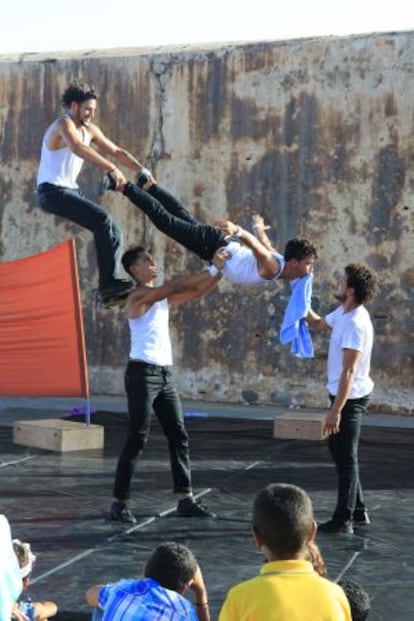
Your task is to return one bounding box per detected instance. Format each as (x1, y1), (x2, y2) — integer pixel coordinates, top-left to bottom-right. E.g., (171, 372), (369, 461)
(0, 240), (89, 397)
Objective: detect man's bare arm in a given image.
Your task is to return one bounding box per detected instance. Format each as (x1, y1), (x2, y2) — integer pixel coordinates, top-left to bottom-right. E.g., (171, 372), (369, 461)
(306, 309), (331, 332)
(323, 348), (361, 435)
(91, 125), (148, 174)
(58, 117), (120, 174)
(126, 270), (221, 317)
(213, 219), (280, 279)
(251, 214), (276, 252)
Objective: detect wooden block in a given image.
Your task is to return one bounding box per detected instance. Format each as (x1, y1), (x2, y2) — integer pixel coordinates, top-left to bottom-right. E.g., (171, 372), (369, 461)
(273, 411), (327, 441)
(13, 418), (104, 452)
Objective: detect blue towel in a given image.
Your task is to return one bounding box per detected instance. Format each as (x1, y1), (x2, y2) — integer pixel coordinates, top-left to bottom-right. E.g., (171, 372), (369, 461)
(280, 273), (314, 358)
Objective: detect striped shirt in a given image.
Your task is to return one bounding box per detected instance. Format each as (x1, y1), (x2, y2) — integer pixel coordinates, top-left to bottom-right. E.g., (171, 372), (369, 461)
(98, 578), (198, 621)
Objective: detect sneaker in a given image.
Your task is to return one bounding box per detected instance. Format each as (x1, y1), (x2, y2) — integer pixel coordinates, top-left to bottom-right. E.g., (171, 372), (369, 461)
(318, 519), (354, 535)
(109, 501), (137, 524)
(353, 509), (370, 525)
(137, 168), (154, 190)
(99, 279), (134, 299)
(99, 172), (116, 194)
(176, 497), (216, 518)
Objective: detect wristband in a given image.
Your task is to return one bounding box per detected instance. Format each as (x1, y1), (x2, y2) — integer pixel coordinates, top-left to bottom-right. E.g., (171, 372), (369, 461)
(140, 167), (152, 177)
(207, 264), (221, 277)
(195, 602), (209, 607)
(234, 225), (243, 237)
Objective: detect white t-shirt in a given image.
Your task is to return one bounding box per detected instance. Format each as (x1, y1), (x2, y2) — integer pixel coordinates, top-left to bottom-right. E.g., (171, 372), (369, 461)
(128, 298), (173, 366)
(325, 305), (374, 398)
(221, 241), (284, 285)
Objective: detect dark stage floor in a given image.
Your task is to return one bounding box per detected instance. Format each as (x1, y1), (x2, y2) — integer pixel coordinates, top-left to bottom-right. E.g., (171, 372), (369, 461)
(1, 409), (414, 621)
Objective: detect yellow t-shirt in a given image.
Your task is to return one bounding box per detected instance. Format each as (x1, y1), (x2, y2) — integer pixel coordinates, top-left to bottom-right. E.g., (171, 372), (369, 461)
(218, 559), (351, 621)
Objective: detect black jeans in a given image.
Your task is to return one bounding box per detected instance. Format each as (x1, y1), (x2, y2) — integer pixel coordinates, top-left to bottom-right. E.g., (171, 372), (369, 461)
(123, 183), (227, 261)
(38, 183), (122, 289)
(328, 394), (371, 522)
(113, 361), (192, 501)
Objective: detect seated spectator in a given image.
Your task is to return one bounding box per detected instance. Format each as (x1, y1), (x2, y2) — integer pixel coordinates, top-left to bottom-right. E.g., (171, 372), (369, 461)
(218, 483), (351, 621)
(306, 541), (328, 578)
(0, 515), (22, 621)
(12, 539), (58, 621)
(86, 541), (210, 621)
(338, 580), (371, 621)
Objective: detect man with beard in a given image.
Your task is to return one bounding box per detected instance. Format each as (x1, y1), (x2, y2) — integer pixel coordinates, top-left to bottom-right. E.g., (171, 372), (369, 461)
(37, 82), (152, 305)
(307, 263), (378, 534)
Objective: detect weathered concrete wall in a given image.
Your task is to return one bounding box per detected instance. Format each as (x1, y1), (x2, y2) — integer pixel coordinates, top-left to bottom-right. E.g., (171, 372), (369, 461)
(0, 33), (413, 412)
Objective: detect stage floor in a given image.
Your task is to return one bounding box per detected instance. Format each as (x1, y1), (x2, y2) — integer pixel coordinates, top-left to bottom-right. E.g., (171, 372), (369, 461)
(1, 405), (414, 621)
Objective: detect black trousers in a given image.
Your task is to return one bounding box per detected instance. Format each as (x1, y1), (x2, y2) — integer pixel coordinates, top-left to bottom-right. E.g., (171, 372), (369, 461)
(113, 361), (192, 501)
(123, 182), (227, 261)
(38, 183), (122, 289)
(328, 394), (371, 522)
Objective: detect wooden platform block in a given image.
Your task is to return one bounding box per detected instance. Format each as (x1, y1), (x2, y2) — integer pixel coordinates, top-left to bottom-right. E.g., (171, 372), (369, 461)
(13, 418), (104, 452)
(273, 411), (327, 441)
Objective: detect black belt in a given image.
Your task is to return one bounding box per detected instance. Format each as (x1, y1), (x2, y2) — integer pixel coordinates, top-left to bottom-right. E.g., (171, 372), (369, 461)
(128, 359), (170, 371)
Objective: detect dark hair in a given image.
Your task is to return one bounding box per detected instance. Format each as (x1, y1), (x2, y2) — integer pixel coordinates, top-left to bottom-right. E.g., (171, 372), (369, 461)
(252, 483), (314, 558)
(284, 238), (318, 262)
(61, 82), (97, 107)
(144, 542), (198, 591)
(344, 263), (378, 305)
(121, 246), (146, 276)
(338, 580), (371, 621)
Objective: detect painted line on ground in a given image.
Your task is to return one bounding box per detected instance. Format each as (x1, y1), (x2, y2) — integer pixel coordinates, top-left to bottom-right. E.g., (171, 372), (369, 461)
(30, 459), (264, 585)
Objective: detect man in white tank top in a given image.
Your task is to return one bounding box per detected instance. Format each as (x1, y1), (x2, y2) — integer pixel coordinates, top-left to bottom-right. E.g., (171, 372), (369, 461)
(102, 174), (318, 286)
(109, 245), (223, 524)
(307, 263), (378, 535)
(37, 82), (154, 304)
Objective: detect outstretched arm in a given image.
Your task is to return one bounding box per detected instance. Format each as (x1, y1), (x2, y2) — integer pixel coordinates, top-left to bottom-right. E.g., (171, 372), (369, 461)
(91, 125), (150, 176)
(126, 270), (222, 318)
(251, 214), (276, 252)
(214, 219), (281, 280)
(306, 309), (331, 332)
(168, 269), (222, 305)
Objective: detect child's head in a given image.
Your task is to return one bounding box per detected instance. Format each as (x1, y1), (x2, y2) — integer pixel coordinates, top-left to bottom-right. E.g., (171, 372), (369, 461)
(338, 580), (371, 621)
(144, 542), (198, 593)
(252, 483), (315, 559)
(12, 539), (36, 584)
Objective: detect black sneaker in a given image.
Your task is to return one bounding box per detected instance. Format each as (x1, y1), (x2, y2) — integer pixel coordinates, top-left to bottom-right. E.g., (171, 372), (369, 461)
(137, 168), (154, 190)
(176, 497), (216, 518)
(353, 509), (370, 525)
(99, 279), (134, 298)
(99, 173), (116, 194)
(318, 519), (354, 535)
(109, 501), (137, 524)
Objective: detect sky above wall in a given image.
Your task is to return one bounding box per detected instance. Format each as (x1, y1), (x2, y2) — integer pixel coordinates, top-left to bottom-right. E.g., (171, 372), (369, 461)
(1, 0), (413, 54)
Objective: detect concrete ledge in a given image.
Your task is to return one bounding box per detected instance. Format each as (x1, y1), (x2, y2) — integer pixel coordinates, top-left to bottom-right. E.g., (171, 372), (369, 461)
(13, 419), (104, 452)
(273, 411), (327, 441)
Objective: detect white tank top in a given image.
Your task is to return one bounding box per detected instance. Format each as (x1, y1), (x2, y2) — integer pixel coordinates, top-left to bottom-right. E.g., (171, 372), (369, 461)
(129, 299), (173, 366)
(222, 241), (285, 285)
(37, 115), (91, 188)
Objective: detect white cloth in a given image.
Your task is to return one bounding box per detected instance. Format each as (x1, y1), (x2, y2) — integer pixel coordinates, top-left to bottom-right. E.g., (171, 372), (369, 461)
(221, 242), (284, 285)
(0, 515), (22, 621)
(37, 116), (91, 188)
(325, 305), (374, 398)
(129, 299), (173, 366)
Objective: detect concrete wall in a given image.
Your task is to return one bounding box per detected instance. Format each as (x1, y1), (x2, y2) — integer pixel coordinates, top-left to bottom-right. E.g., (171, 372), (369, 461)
(0, 32), (413, 412)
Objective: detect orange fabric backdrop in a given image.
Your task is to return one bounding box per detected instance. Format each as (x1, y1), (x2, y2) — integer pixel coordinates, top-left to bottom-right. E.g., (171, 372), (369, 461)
(0, 240), (89, 397)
